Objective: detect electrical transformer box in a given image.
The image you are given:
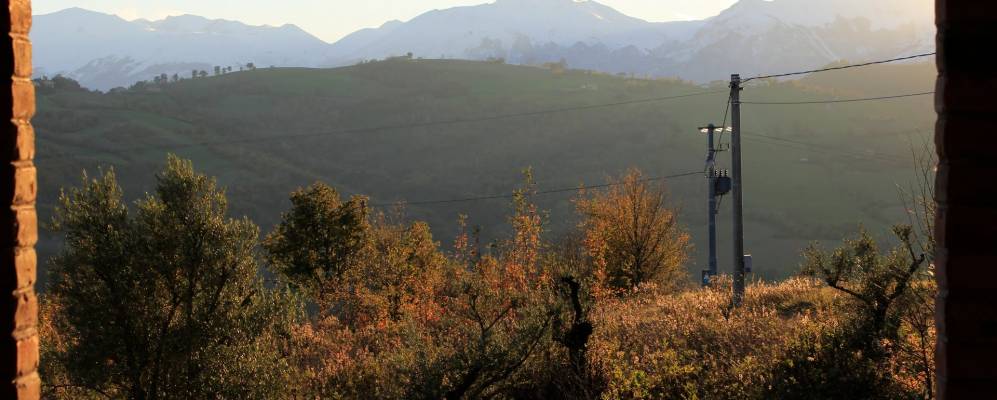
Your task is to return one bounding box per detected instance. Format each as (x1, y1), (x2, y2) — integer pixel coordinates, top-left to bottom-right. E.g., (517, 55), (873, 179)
(715, 176), (732, 196)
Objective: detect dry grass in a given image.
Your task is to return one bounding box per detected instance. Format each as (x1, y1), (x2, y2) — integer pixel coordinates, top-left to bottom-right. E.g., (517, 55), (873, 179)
(588, 277), (846, 400)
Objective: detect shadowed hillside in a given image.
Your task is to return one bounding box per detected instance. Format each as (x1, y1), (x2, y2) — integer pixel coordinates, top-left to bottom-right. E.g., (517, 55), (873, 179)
(36, 59), (935, 283)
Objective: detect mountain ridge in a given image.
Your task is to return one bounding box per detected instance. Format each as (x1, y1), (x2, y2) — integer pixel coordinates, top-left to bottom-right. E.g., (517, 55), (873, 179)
(33, 0), (934, 90)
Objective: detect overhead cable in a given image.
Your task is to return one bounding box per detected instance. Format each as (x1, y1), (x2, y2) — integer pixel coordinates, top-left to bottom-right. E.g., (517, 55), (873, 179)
(740, 91), (934, 105)
(743, 52), (936, 82)
(371, 171), (703, 207)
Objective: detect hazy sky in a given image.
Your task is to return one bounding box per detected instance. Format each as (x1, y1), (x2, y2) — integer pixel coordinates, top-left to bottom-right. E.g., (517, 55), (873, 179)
(33, 0), (739, 42)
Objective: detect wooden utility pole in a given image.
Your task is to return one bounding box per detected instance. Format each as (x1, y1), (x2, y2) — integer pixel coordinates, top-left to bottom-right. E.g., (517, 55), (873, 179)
(730, 74), (745, 306)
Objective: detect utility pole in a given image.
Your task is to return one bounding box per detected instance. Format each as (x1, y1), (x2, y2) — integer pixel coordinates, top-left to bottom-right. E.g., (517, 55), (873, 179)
(698, 124), (730, 286)
(730, 74), (745, 306)
(706, 124), (718, 285)
(699, 124), (717, 286)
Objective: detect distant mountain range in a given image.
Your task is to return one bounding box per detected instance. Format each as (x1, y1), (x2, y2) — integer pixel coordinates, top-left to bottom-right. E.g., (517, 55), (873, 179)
(33, 0), (934, 90)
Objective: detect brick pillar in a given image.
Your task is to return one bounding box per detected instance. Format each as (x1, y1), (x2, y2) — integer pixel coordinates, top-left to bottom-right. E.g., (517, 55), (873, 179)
(0, 0), (39, 398)
(935, 1), (997, 398)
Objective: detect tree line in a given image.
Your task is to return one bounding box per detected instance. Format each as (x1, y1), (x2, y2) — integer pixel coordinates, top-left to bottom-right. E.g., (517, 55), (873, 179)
(40, 155), (936, 399)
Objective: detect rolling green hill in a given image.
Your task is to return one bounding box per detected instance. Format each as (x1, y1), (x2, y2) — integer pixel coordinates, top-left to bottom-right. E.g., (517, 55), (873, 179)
(35, 59), (936, 283)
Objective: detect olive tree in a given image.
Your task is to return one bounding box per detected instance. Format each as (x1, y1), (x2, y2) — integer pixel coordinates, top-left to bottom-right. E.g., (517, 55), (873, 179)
(43, 156), (299, 399)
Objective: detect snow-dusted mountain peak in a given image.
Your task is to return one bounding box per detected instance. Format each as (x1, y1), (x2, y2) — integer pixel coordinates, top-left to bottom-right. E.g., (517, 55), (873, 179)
(33, 0), (934, 90)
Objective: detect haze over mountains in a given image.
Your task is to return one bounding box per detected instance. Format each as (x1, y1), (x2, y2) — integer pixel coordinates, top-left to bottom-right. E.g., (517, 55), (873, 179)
(33, 0), (934, 90)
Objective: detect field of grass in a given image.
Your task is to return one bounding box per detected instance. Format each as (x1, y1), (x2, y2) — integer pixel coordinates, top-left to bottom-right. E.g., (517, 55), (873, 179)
(35, 59), (936, 283)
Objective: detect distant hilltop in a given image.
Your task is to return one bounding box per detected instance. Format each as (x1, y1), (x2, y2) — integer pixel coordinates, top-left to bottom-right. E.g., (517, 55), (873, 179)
(33, 0), (934, 90)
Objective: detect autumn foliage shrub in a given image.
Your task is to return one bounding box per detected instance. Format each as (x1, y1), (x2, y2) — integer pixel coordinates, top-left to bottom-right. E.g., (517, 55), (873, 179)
(575, 170), (691, 292)
(275, 173), (562, 399)
(40, 161), (936, 400)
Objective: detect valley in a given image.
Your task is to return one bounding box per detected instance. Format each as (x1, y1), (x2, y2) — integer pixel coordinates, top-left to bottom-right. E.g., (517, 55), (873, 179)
(36, 58), (935, 283)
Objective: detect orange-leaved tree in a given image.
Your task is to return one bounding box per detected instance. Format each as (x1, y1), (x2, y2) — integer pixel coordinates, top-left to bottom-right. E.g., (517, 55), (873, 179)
(265, 183), (452, 398)
(428, 168), (560, 399)
(575, 169), (691, 292)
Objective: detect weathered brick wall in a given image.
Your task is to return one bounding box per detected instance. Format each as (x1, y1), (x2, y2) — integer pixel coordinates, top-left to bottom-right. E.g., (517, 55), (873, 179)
(1, 0), (39, 398)
(935, 1), (997, 398)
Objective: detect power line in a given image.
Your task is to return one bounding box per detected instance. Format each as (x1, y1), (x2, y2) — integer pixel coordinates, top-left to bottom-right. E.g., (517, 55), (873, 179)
(740, 91), (934, 105)
(38, 89), (728, 161)
(371, 171), (702, 207)
(716, 93), (733, 150)
(721, 95), (731, 132)
(740, 131), (907, 163)
(743, 52), (936, 82)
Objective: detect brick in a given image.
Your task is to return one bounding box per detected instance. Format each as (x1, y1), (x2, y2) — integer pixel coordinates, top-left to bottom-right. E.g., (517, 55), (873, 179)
(935, 162), (997, 207)
(14, 372), (39, 399)
(14, 334), (36, 377)
(937, 377), (997, 400)
(13, 208), (35, 248)
(0, 247), (35, 293)
(11, 165), (35, 206)
(937, 291), (997, 344)
(11, 292), (36, 333)
(935, 76), (997, 114)
(936, 0), (997, 25)
(0, 293), (37, 380)
(12, 39), (30, 78)
(936, 17), (997, 78)
(11, 248), (34, 290)
(935, 249), (997, 291)
(935, 340), (997, 379)
(13, 123), (34, 161)
(0, 208), (38, 248)
(7, 0), (33, 35)
(935, 114), (997, 161)
(10, 80), (33, 121)
(0, 164), (35, 206)
(934, 204), (997, 253)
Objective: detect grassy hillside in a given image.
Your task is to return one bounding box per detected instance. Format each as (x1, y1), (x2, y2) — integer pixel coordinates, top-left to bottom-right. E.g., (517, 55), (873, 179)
(35, 59), (936, 282)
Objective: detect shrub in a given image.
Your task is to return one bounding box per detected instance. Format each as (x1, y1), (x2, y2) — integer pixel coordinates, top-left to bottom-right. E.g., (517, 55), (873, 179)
(575, 169), (691, 292)
(772, 225), (936, 399)
(42, 156), (300, 399)
(41, 164), (937, 399)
